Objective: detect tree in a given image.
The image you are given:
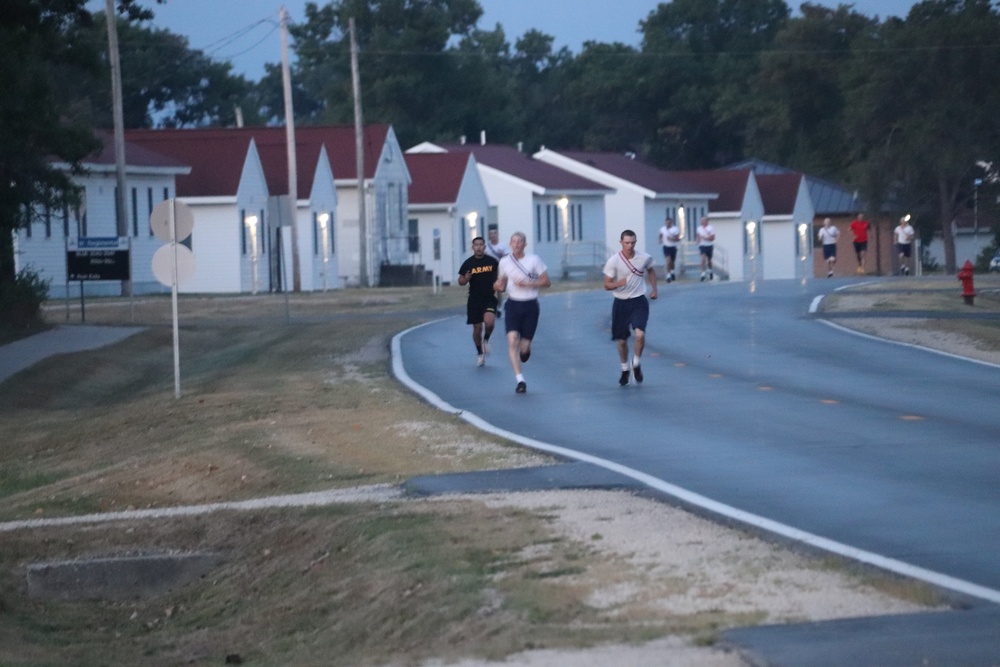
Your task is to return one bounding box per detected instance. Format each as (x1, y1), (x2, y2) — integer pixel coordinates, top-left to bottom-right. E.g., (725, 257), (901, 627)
(844, 0), (1000, 273)
(82, 17), (262, 128)
(0, 0), (162, 292)
(639, 0), (790, 167)
(740, 3), (878, 179)
(289, 0), (484, 146)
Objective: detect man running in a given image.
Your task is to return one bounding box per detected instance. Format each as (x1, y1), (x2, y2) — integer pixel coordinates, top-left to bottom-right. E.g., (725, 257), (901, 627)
(850, 212), (871, 273)
(494, 232), (550, 394)
(604, 229), (657, 386)
(696, 216), (716, 281)
(458, 237), (499, 366)
(658, 215), (681, 283)
(818, 217), (840, 277)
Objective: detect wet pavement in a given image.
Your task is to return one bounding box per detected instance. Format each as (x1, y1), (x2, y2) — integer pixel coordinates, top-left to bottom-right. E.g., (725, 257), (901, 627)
(395, 278), (1000, 665)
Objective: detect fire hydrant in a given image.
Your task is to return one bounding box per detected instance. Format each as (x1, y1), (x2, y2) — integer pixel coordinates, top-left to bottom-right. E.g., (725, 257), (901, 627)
(958, 260), (976, 306)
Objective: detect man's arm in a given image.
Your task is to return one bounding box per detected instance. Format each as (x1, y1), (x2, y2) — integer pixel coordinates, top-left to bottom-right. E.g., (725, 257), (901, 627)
(646, 267), (658, 299)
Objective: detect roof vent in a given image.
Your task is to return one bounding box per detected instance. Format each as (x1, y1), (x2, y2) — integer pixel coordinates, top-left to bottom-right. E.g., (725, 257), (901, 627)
(625, 151), (636, 160)
(517, 141), (523, 153)
(480, 130), (486, 146)
(460, 135), (466, 145)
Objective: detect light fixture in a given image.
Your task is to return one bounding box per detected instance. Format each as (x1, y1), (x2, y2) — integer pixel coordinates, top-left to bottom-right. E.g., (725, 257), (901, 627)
(466, 211), (478, 228)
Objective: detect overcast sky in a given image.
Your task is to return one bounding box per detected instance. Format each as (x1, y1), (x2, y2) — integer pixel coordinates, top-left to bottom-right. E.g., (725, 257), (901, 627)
(87, 0), (920, 80)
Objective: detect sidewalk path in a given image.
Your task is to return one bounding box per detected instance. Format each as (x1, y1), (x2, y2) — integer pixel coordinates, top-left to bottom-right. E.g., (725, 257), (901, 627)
(0, 325), (145, 383)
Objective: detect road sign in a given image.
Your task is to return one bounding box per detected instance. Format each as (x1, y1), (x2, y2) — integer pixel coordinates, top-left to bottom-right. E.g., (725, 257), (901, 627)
(150, 199), (194, 243)
(66, 237), (131, 281)
(151, 243), (196, 287)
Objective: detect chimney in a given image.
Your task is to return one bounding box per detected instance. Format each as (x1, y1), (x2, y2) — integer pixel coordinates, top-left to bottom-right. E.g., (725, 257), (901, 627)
(460, 135), (466, 145)
(517, 141), (523, 153)
(480, 130), (486, 146)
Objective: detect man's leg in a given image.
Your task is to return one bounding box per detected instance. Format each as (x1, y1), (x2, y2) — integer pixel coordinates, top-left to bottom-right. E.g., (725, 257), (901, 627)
(483, 312), (495, 352)
(617, 338), (630, 385)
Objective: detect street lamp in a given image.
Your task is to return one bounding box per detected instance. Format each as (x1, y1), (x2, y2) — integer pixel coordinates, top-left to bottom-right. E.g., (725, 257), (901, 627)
(244, 214), (259, 294)
(318, 212), (330, 291)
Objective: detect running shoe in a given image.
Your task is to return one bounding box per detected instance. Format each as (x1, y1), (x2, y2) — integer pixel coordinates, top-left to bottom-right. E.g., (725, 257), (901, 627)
(827, 271), (833, 278)
(619, 370), (630, 386)
(632, 364), (643, 383)
(700, 272), (706, 282)
(477, 354), (485, 367)
(520, 349), (531, 363)
(515, 381), (527, 394)
(903, 265), (910, 276)
(483, 340), (490, 355)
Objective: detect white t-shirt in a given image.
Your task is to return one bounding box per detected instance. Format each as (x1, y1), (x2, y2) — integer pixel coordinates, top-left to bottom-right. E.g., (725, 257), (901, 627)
(818, 225), (840, 245)
(696, 224), (715, 246)
(659, 225), (681, 247)
(894, 224), (914, 244)
(603, 250), (654, 300)
(485, 239), (509, 260)
(498, 253), (547, 301)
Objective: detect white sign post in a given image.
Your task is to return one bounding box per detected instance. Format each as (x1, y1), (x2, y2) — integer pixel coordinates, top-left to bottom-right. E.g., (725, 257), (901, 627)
(150, 199), (195, 399)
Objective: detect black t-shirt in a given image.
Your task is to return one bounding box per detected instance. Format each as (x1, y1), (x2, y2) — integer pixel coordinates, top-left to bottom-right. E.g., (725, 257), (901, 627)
(458, 254), (498, 300)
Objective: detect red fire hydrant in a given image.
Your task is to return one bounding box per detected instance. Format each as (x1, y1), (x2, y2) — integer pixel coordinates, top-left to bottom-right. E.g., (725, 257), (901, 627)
(958, 260), (976, 305)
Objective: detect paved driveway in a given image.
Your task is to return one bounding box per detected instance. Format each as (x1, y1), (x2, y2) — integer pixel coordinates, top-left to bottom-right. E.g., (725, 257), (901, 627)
(396, 279), (1000, 603)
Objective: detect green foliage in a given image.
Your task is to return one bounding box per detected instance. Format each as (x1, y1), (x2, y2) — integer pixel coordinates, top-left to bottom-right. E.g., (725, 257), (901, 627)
(0, 267), (50, 333)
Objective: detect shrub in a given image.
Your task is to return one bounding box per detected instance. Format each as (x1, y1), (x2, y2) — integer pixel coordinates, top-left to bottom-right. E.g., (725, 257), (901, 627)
(0, 268), (50, 333)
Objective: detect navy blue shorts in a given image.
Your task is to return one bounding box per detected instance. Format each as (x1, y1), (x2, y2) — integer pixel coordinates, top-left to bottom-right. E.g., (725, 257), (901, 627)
(823, 244), (837, 259)
(611, 296), (649, 341)
(662, 246), (677, 260)
(504, 298), (540, 340)
(896, 243), (912, 258)
(700, 245), (714, 260)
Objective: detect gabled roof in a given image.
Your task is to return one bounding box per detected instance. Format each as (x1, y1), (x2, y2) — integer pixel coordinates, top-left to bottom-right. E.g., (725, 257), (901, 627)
(438, 143), (612, 193)
(124, 125), (393, 198)
(672, 169), (753, 213)
(405, 152), (474, 205)
(726, 158), (862, 216)
(552, 150), (710, 196)
(756, 173), (804, 216)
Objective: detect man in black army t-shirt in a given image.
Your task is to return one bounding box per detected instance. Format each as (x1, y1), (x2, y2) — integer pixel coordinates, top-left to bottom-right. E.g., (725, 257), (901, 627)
(458, 236), (500, 367)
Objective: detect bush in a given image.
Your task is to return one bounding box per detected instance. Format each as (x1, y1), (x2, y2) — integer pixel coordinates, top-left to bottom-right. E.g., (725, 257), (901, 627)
(0, 268), (50, 334)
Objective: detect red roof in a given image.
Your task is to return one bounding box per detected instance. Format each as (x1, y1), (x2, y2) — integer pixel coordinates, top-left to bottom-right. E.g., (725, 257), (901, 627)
(124, 125), (392, 198)
(405, 152), (472, 205)
(440, 144), (611, 193)
(87, 129), (189, 170)
(672, 169), (752, 213)
(555, 151), (709, 195)
(757, 173), (803, 216)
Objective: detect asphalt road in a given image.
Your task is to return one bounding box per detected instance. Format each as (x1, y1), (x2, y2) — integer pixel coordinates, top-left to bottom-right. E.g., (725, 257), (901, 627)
(396, 278), (1000, 604)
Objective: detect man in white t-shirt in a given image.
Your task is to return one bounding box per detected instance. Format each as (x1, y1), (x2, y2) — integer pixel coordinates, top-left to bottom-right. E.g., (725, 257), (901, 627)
(657, 216), (681, 283)
(696, 216), (716, 281)
(817, 217), (840, 278)
(894, 215), (915, 276)
(604, 229), (657, 386)
(494, 232), (551, 394)
(484, 225), (509, 261)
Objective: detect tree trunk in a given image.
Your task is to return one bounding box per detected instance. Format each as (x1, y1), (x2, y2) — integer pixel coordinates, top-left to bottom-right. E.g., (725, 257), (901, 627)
(0, 227), (15, 285)
(939, 176), (957, 274)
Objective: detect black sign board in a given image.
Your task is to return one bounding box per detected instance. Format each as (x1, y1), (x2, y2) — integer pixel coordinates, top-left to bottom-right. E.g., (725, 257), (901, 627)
(66, 237), (131, 281)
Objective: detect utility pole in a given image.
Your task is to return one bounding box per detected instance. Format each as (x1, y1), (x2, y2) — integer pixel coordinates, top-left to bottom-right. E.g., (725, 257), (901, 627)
(105, 0), (131, 296)
(350, 17), (368, 287)
(280, 6), (302, 292)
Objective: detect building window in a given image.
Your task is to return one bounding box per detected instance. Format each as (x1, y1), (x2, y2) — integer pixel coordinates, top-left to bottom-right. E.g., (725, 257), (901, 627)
(44, 201), (52, 238)
(62, 203), (70, 238)
(240, 209), (247, 255)
(408, 218), (419, 254)
(131, 187), (139, 236)
(147, 188), (155, 236)
(535, 205), (542, 242)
